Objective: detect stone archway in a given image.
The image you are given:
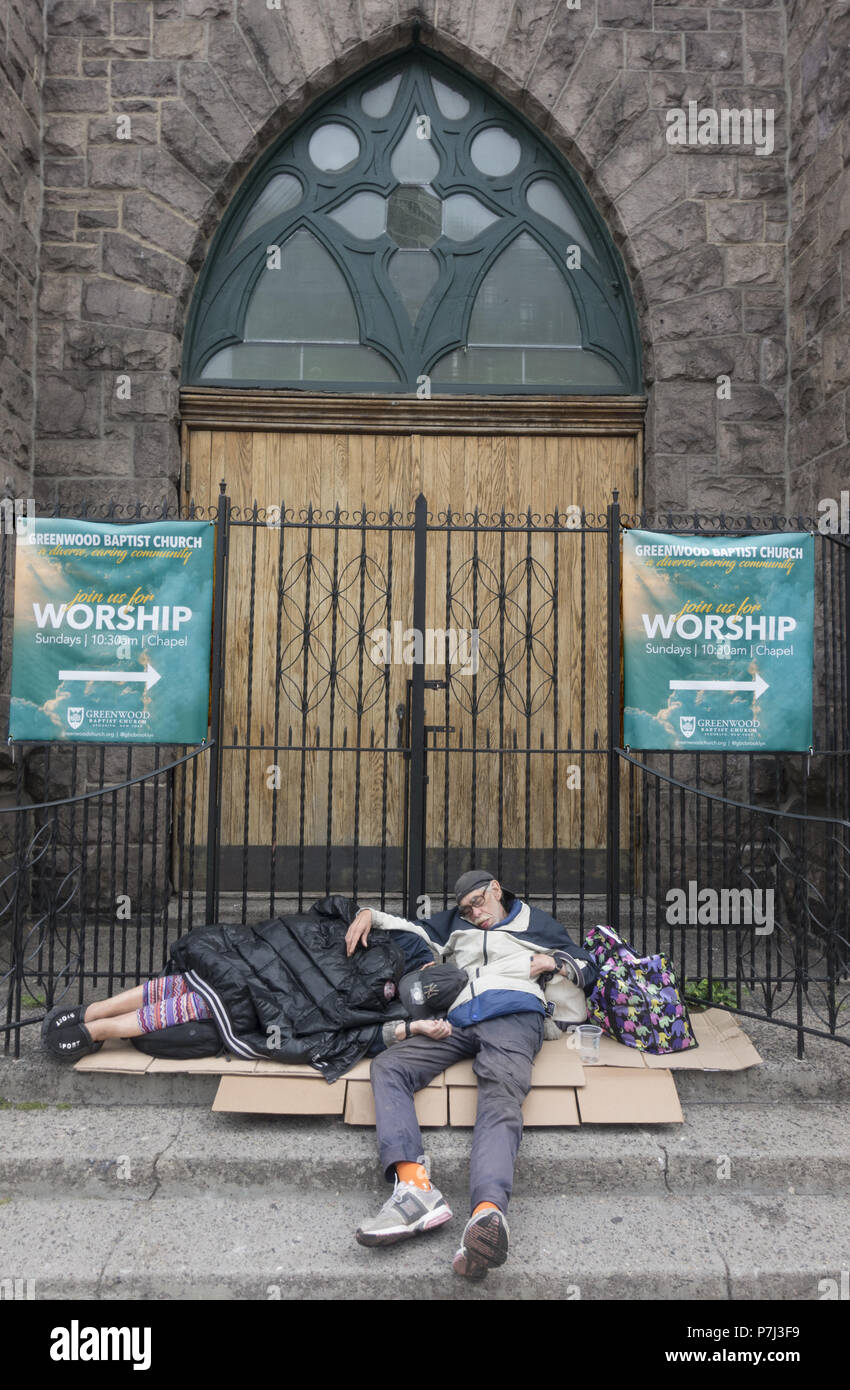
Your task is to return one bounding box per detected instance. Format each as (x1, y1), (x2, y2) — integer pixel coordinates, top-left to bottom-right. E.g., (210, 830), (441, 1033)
(34, 2), (789, 521)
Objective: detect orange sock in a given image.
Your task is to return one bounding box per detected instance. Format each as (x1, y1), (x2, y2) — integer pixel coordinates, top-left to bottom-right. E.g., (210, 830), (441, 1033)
(396, 1161), (431, 1190)
(472, 1201), (500, 1217)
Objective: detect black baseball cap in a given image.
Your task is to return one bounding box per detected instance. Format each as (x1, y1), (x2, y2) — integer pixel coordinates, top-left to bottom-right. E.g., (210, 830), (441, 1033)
(399, 964), (467, 1018)
(454, 869), (499, 904)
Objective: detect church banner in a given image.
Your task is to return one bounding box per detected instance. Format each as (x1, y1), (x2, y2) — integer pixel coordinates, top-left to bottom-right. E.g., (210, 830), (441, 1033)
(9, 518), (215, 743)
(623, 530), (814, 751)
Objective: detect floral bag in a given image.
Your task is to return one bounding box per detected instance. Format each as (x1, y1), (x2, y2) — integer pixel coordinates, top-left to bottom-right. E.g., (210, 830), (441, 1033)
(582, 924), (698, 1054)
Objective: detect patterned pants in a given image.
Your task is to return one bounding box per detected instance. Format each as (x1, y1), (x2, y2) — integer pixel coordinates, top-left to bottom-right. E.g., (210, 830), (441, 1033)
(135, 974), (212, 1033)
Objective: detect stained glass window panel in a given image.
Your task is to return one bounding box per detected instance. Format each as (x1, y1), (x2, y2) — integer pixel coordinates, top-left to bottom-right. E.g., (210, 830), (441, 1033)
(526, 179), (594, 258)
(388, 251), (440, 323)
(390, 114), (441, 184)
(521, 348), (624, 387)
(329, 192), (387, 239)
(387, 186), (442, 248)
(468, 234), (580, 346)
(431, 345), (624, 388)
(233, 174), (302, 248)
(308, 123), (360, 172)
(443, 193), (499, 242)
(301, 345), (399, 382)
(430, 347), (525, 385)
(470, 127), (521, 176)
(361, 74), (401, 117)
(431, 78), (470, 119)
(200, 343), (303, 380)
(244, 230), (358, 341)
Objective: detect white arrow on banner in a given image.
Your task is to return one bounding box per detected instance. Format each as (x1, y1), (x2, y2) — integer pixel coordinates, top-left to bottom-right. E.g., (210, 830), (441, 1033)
(670, 674), (769, 699)
(59, 665), (161, 690)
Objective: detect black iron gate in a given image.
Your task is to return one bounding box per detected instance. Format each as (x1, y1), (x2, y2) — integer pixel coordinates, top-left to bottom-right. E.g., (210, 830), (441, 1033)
(202, 489), (622, 926)
(2, 493), (849, 1055)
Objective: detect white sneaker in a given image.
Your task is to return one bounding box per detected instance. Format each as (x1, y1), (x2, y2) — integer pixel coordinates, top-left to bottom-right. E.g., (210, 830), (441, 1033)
(355, 1178), (453, 1247)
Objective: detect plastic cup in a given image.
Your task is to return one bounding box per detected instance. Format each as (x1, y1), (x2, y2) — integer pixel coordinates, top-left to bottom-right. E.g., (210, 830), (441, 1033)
(575, 1024), (602, 1064)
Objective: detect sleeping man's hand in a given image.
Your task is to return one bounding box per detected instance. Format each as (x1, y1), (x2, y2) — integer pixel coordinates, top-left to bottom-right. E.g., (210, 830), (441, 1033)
(412, 1017), (452, 1040)
(345, 908), (373, 956)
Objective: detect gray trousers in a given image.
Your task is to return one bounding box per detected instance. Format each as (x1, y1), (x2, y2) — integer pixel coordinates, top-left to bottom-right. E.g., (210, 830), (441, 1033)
(370, 1010), (544, 1214)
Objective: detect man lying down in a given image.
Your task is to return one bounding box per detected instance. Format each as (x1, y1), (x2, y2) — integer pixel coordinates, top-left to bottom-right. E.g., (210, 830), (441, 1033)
(344, 870), (598, 1280)
(42, 873), (597, 1280)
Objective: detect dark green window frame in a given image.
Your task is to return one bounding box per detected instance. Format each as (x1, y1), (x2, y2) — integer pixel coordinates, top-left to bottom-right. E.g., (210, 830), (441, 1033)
(183, 50), (642, 396)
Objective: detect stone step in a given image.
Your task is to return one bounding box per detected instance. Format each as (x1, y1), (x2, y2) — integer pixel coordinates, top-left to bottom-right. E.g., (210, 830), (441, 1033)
(0, 1103), (847, 1199)
(0, 1191), (846, 1300)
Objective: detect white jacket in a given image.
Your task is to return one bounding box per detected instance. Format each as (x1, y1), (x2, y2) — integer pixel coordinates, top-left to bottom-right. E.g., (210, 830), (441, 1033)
(371, 899), (592, 1025)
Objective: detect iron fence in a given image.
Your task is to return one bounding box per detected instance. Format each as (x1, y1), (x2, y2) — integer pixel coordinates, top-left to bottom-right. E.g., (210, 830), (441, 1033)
(1, 493), (849, 1055)
(616, 750), (850, 1057)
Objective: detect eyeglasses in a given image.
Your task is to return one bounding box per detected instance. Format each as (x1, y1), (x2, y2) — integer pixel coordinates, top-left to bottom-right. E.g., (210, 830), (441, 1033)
(459, 886), (494, 921)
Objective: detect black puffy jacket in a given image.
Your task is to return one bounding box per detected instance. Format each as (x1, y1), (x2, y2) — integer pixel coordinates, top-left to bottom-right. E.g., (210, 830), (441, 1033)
(168, 896), (407, 1082)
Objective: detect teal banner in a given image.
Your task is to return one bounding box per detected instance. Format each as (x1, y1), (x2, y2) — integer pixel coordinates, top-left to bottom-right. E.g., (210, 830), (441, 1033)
(623, 530), (814, 751)
(10, 519), (215, 743)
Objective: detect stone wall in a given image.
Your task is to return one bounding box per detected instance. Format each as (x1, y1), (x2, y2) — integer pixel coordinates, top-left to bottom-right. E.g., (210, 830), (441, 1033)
(29, 0), (796, 518)
(0, 0), (43, 793)
(1, 0), (43, 494)
(786, 0), (850, 520)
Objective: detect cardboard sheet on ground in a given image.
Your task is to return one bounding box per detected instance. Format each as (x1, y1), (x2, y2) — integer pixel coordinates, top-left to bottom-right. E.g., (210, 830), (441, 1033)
(73, 1041), (156, 1073)
(213, 1075), (347, 1116)
(73, 1010), (760, 1124)
(576, 1067), (683, 1124)
(645, 1007), (763, 1070)
(344, 1079), (448, 1127)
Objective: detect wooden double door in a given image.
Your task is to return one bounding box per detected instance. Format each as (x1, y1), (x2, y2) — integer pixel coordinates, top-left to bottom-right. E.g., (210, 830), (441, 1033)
(180, 393), (643, 899)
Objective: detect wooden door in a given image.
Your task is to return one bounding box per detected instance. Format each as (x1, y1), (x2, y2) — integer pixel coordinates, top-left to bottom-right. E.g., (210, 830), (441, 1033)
(180, 394), (643, 895)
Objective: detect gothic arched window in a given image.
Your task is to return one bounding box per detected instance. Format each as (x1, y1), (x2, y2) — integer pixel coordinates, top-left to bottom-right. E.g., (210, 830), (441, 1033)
(184, 54), (641, 395)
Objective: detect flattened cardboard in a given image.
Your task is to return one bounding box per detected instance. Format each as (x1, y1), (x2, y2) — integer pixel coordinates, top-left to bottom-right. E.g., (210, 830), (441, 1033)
(344, 1079), (447, 1127)
(642, 1008), (763, 1071)
(443, 1037), (585, 1088)
(596, 1034), (645, 1068)
(73, 1041), (151, 1073)
(441, 1058), (476, 1086)
(572, 1009), (762, 1072)
(449, 1085), (580, 1127)
(523, 1087), (580, 1125)
(75, 1049), (362, 1079)
(342, 1058), (374, 1082)
(250, 1059), (326, 1077)
(576, 1066), (683, 1124)
(145, 1054), (257, 1074)
(533, 1038), (587, 1086)
(213, 1075), (346, 1115)
(71, 1009), (758, 1128)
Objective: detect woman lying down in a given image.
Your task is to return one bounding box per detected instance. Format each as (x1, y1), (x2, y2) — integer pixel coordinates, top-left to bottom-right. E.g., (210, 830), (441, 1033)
(39, 896), (465, 1077)
(41, 964), (464, 1057)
